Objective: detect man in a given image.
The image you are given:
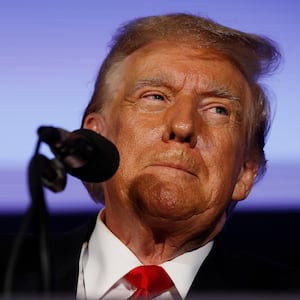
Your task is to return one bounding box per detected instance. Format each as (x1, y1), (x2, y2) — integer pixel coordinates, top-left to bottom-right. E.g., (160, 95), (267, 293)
(1, 13), (298, 299)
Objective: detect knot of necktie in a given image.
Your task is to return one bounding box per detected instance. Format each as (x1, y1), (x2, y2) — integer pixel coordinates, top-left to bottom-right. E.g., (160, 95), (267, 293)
(124, 265), (174, 299)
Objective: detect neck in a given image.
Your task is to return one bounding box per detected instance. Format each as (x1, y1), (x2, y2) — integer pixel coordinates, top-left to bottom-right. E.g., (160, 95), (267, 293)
(102, 206), (225, 265)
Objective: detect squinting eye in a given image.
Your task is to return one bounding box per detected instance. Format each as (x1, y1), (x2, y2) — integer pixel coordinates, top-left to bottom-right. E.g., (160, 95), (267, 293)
(144, 94), (165, 101)
(200, 104), (231, 126)
(214, 106), (228, 116)
(137, 92), (169, 112)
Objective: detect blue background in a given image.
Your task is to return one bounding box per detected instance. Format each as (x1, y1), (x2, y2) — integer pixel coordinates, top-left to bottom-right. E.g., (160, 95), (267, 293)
(1, 0), (299, 213)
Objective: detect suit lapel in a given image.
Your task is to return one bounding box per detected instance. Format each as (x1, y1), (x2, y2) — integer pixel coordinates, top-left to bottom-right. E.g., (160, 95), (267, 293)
(51, 217), (97, 294)
(186, 237), (227, 298)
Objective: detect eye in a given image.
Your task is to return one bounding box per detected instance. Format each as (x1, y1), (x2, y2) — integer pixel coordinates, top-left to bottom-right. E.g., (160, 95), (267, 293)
(213, 106), (229, 116)
(137, 92), (170, 112)
(200, 103), (232, 126)
(142, 93), (165, 101)
(201, 105), (229, 117)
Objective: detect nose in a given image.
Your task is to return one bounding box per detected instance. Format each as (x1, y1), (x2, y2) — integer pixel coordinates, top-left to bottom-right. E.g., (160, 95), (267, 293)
(162, 98), (198, 148)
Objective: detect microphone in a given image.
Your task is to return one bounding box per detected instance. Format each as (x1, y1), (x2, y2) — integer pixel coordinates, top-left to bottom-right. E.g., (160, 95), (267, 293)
(37, 126), (119, 183)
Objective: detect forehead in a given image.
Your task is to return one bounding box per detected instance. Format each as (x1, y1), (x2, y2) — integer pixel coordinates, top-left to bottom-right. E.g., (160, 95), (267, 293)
(119, 41), (250, 96)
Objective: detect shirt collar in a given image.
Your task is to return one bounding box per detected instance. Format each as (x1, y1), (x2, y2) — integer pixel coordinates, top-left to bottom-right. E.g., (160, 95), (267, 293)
(83, 209), (213, 299)
(84, 209), (141, 299)
(161, 241), (213, 299)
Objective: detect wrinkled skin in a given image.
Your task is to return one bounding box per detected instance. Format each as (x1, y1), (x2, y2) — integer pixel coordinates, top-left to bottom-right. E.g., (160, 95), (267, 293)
(83, 41), (258, 264)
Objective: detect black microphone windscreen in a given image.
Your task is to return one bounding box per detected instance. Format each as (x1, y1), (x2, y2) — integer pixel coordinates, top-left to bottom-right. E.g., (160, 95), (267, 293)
(65, 129), (119, 183)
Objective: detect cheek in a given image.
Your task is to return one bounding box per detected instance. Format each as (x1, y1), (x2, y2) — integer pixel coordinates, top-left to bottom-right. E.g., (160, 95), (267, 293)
(107, 111), (163, 172)
(113, 108), (163, 148)
(199, 127), (244, 177)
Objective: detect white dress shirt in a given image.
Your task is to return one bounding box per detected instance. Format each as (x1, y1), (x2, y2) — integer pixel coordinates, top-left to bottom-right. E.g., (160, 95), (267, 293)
(77, 210), (213, 299)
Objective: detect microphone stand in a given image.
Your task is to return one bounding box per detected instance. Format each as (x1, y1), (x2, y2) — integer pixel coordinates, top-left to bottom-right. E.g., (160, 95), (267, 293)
(28, 151), (52, 293)
(4, 138), (54, 296)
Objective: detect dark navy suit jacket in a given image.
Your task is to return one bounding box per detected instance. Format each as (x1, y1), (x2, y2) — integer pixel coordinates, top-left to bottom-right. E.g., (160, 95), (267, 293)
(1, 217), (299, 298)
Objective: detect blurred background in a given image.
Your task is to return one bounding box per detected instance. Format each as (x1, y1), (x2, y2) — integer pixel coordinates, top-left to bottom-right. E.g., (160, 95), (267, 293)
(0, 0), (299, 214)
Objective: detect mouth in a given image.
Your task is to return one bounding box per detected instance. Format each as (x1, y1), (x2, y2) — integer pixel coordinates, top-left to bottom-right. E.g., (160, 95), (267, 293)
(149, 163), (197, 177)
(145, 148), (200, 178)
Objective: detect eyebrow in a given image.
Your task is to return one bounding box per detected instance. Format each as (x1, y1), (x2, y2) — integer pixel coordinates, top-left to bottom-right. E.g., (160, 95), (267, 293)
(130, 77), (241, 102)
(130, 78), (172, 93)
(201, 86), (241, 102)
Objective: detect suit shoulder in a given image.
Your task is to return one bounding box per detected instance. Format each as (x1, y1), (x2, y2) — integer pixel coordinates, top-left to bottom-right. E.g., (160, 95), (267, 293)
(190, 237), (300, 292)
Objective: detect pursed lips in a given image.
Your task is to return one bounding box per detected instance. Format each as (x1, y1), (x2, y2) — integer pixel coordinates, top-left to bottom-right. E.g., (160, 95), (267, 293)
(144, 148), (201, 177)
(148, 162), (198, 177)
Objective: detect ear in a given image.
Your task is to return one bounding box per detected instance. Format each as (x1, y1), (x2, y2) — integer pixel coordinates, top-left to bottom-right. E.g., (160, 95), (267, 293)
(232, 160), (259, 202)
(82, 112), (106, 135)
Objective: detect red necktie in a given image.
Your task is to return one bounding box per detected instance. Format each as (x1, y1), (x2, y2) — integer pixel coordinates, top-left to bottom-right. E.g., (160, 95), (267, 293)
(124, 265), (174, 299)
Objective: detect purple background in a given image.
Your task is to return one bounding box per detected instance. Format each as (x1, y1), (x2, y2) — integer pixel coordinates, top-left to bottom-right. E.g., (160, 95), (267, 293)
(0, 0), (299, 213)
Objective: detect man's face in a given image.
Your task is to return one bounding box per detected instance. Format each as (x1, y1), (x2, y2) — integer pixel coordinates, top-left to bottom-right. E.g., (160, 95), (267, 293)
(85, 41), (257, 227)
